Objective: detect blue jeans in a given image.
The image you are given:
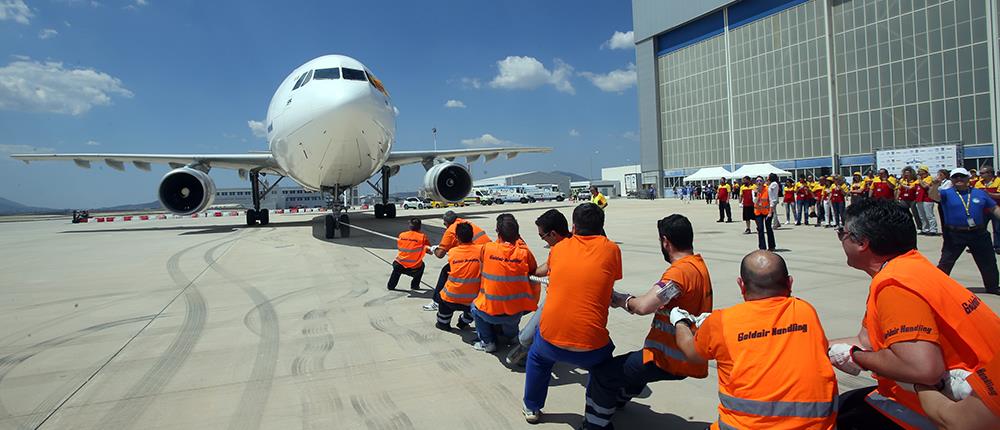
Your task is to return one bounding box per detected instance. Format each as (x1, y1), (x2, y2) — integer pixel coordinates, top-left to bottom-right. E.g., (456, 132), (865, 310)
(795, 200), (812, 224)
(471, 304), (523, 345)
(518, 300), (545, 347)
(584, 350), (684, 429)
(523, 331), (614, 411)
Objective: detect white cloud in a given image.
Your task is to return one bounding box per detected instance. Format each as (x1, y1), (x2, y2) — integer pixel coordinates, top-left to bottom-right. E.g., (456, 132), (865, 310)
(85, 140), (100, 146)
(580, 63), (637, 93)
(489, 56), (575, 94)
(444, 99), (466, 109)
(622, 131), (639, 141)
(602, 31), (634, 50)
(0, 143), (55, 154)
(135, 0), (147, 5)
(247, 120), (267, 138)
(38, 28), (58, 39)
(0, 0), (32, 24)
(0, 58), (133, 115)
(568, 129), (580, 137)
(124, 0), (146, 10)
(459, 77), (481, 89)
(460, 133), (511, 147)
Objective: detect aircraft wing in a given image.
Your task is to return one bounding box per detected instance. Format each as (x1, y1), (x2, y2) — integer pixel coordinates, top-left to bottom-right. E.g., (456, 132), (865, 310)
(384, 147), (551, 168)
(9, 153), (285, 177)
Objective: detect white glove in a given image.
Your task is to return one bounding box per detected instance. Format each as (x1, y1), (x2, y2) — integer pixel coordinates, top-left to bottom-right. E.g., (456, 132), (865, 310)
(942, 369), (973, 401)
(828, 343), (864, 376)
(692, 312), (711, 328)
(668, 307), (695, 326)
(428, 245), (439, 253)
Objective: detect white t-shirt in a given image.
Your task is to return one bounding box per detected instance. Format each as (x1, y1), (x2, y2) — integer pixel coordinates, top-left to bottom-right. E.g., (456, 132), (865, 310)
(767, 182), (781, 206)
(939, 179), (953, 190)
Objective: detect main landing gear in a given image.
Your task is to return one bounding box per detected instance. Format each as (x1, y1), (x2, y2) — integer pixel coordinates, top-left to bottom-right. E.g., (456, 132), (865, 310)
(368, 165), (397, 220)
(324, 184), (352, 239)
(246, 170), (283, 226)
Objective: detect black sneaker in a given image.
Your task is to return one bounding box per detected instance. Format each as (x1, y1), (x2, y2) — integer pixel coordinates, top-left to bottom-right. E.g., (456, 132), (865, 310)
(986, 289), (1000, 296)
(743, 229), (751, 234)
(456, 320), (471, 330)
(435, 322), (452, 332)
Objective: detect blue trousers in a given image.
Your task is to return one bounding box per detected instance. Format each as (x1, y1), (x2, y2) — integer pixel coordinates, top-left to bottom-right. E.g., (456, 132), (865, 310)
(523, 332), (614, 411)
(584, 350), (684, 429)
(795, 200), (813, 224)
(470, 304), (523, 345)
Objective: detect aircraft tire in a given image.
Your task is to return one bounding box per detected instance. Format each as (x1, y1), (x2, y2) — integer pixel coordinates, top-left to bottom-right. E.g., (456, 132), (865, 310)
(246, 209), (257, 226)
(338, 213), (350, 237)
(374, 203), (384, 219)
(259, 209), (269, 225)
(386, 204), (396, 219)
(325, 214), (337, 239)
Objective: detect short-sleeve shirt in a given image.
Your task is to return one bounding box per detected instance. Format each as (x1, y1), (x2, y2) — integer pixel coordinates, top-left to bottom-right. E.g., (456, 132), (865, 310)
(939, 188), (996, 227)
(873, 286), (940, 346)
(540, 235), (622, 350)
(438, 218), (491, 251)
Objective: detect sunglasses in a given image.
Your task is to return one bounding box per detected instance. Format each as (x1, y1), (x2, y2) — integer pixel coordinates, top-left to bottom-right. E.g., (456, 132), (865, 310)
(836, 227), (853, 242)
(539, 230), (552, 239)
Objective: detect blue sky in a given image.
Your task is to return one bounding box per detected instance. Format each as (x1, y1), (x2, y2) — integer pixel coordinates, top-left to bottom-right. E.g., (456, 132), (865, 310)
(1, 0), (638, 208)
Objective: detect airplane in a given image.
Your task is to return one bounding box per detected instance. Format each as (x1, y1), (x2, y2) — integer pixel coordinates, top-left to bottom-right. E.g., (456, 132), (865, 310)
(11, 55), (550, 238)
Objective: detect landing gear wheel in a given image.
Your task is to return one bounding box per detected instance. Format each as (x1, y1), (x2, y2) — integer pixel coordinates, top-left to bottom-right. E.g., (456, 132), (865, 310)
(259, 209), (269, 225)
(374, 203), (384, 219)
(325, 214), (338, 239)
(338, 213), (350, 237)
(385, 204), (396, 219)
(246, 209), (257, 226)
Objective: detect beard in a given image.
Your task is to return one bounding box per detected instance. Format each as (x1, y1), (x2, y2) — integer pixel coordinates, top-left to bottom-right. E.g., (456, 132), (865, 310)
(661, 245), (671, 263)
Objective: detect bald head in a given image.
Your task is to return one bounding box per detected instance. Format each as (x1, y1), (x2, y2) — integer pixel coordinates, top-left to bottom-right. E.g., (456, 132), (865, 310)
(739, 250), (790, 297)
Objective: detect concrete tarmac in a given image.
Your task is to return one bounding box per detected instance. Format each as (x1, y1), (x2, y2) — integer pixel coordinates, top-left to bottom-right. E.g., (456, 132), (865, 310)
(0, 198), (992, 429)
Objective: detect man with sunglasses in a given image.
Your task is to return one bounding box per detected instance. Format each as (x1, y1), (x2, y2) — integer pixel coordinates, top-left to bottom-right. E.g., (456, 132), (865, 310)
(929, 168), (1000, 295)
(829, 198), (1000, 429)
(506, 209), (572, 367)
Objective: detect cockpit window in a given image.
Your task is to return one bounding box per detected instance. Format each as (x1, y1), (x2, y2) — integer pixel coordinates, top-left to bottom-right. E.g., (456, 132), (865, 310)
(313, 68), (340, 80)
(366, 70), (389, 96)
(292, 71), (309, 90)
(342, 68), (367, 81)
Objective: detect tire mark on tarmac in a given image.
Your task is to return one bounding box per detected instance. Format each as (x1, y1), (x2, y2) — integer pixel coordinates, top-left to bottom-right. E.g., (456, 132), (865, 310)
(349, 392), (414, 430)
(90, 236), (239, 429)
(368, 315), (437, 347)
(0, 315), (155, 429)
(227, 287), (279, 430)
(292, 309), (342, 430)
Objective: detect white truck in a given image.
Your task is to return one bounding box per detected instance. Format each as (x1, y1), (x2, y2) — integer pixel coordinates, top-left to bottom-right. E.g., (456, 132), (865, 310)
(522, 184), (565, 201)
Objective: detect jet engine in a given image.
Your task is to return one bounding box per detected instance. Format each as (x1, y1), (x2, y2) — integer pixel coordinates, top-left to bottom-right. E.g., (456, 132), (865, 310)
(158, 167), (216, 215)
(422, 162), (472, 202)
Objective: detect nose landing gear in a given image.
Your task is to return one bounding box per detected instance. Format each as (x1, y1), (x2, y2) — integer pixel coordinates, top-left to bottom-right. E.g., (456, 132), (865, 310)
(246, 170), (282, 226)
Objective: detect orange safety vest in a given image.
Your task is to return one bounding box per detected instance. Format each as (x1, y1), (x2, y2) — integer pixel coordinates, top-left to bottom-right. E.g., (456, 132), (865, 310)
(863, 250), (1000, 430)
(395, 230), (428, 268)
(711, 297), (838, 430)
(440, 244), (482, 305)
(440, 218), (491, 251)
(754, 187), (771, 216)
(474, 241), (538, 316)
(643, 255), (712, 378)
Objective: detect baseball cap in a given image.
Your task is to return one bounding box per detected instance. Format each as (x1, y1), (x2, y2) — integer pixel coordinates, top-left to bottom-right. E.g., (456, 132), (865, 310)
(852, 171), (861, 176)
(917, 165), (929, 173)
(950, 167), (971, 178)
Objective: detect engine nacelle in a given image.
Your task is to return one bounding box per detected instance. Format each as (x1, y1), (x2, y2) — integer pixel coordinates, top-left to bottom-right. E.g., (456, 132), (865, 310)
(158, 167), (216, 215)
(422, 162), (472, 202)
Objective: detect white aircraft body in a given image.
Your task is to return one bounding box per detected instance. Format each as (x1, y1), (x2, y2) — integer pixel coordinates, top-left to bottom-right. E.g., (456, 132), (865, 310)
(12, 55), (549, 237)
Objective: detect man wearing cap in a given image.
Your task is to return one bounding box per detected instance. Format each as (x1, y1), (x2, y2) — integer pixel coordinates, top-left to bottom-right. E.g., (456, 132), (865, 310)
(974, 166), (1000, 253)
(929, 168), (1000, 295)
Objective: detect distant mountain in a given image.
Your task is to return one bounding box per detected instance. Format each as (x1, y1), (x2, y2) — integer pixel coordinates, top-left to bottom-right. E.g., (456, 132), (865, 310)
(94, 201), (161, 211)
(0, 196), (63, 215)
(550, 170), (588, 182)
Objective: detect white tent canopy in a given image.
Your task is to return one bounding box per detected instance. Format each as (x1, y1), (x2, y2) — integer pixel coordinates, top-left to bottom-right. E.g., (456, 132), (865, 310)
(728, 163), (792, 178)
(683, 166), (732, 182)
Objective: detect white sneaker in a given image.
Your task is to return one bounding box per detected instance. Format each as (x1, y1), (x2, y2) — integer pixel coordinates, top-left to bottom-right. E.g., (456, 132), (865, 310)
(473, 341), (496, 352)
(422, 302), (438, 311)
(522, 406), (541, 424)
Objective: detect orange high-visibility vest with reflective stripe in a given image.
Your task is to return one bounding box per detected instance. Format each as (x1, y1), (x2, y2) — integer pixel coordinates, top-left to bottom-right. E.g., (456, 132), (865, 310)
(754, 188), (771, 216)
(474, 241), (537, 316)
(643, 255), (712, 378)
(441, 244), (482, 305)
(863, 250), (1000, 430)
(395, 230), (428, 268)
(711, 297), (838, 430)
